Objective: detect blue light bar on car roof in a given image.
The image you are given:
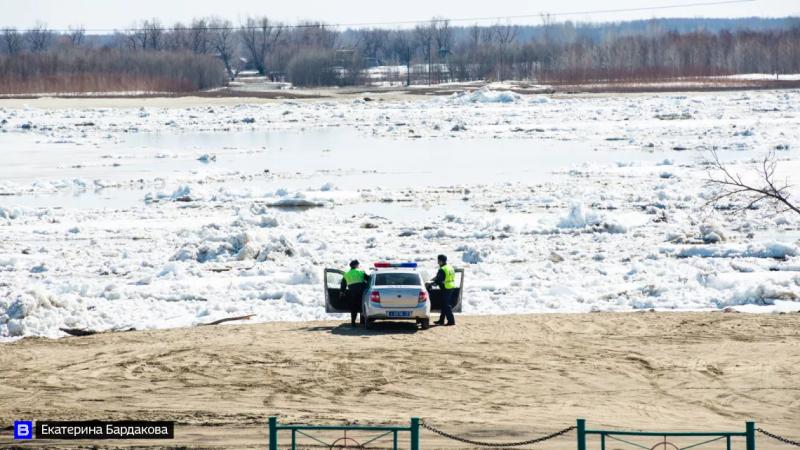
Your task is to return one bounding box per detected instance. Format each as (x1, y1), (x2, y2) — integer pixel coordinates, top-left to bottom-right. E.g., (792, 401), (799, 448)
(373, 262), (417, 268)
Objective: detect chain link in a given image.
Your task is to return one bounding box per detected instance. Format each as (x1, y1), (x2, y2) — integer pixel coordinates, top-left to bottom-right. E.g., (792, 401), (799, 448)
(420, 420), (576, 448)
(758, 428), (800, 447)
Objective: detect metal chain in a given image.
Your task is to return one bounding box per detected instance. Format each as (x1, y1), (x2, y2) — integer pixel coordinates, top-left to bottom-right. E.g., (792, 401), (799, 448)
(420, 420), (576, 448)
(758, 428), (800, 447)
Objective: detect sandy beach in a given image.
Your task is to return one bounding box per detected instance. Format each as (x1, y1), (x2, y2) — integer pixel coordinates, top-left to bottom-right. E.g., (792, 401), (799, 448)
(2, 312), (799, 448)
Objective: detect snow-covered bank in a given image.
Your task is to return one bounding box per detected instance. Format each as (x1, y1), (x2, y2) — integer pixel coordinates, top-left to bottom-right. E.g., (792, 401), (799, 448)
(1, 89), (800, 340)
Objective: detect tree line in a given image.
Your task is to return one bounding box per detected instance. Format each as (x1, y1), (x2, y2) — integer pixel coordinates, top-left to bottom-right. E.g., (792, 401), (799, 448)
(1, 16), (799, 93)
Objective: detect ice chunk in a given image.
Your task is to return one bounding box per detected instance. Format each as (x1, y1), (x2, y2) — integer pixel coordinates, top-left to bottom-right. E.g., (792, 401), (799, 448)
(674, 242), (798, 259)
(287, 265), (321, 285)
(461, 247), (484, 264)
(0, 257), (19, 269)
(451, 87), (521, 104)
(0, 206), (22, 220)
(558, 203), (599, 229)
(30, 263), (48, 273)
(145, 184), (207, 203)
(268, 193), (324, 208)
(259, 215), (279, 228)
(557, 203), (629, 234)
(699, 223), (727, 243)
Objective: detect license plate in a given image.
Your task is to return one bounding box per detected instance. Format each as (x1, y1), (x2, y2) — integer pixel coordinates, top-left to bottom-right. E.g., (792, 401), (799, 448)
(388, 311), (411, 318)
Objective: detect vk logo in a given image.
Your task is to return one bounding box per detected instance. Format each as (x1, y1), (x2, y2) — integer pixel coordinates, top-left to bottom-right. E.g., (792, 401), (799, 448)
(14, 421), (33, 439)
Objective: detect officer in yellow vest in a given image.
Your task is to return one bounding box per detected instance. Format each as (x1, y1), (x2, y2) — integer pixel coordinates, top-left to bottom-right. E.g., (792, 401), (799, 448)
(429, 254), (456, 326)
(340, 260), (368, 327)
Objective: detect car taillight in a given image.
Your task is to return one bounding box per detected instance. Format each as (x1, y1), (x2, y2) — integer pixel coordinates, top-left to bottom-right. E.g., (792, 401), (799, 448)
(370, 291), (381, 303)
(418, 291), (428, 303)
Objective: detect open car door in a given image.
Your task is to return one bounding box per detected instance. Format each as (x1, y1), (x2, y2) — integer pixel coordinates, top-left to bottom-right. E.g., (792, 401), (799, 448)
(453, 268), (464, 312)
(428, 268), (465, 313)
(324, 268), (349, 313)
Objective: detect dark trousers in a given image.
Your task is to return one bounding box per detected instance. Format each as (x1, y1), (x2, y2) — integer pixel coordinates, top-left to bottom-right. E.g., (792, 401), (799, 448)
(346, 284), (366, 324)
(437, 289), (456, 325)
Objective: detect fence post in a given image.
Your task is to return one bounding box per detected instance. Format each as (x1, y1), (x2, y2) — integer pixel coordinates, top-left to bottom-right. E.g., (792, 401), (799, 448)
(411, 417), (420, 450)
(578, 419), (587, 450)
(269, 417), (278, 450)
(746, 421), (755, 450)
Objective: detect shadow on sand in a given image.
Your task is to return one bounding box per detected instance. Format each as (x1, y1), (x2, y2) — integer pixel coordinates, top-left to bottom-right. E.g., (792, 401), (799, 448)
(301, 321), (421, 336)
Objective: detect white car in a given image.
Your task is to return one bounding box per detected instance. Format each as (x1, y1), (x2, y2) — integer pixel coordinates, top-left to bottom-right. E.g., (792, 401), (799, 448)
(324, 262), (464, 330)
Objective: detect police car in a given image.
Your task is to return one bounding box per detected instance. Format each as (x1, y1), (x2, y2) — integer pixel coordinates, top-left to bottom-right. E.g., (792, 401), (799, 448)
(324, 262), (464, 330)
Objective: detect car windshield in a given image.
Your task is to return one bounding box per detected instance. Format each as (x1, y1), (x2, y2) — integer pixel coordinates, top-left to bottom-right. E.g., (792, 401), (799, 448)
(374, 273), (421, 286)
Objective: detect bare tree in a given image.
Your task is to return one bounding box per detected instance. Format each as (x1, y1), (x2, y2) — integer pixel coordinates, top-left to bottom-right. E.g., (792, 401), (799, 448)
(25, 22), (52, 52)
(433, 17), (452, 81)
(2, 28), (23, 55)
(433, 18), (452, 52)
(492, 23), (518, 46)
(414, 22), (435, 85)
(164, 22), (189, 51)
(486, 22), (518, 81)
(358, 28), (389, 65)
(390, 30), (416, 86)
(190, 18), (210, 54)
(143, 19), (163, 50)
(540, 13), (554, 46)
(294, 22), (337, 50)
(211, 18), (237, 80)
(125, 30), (140, 51)
(468, 24), (481, 52)
(130, 23), (147, 50)
(128, 19), (162, 51)
(706, 150), (800, 216)
(2, 16), (800, 90)
(68, 26), (85, 47)
(240, 17), (283, 75)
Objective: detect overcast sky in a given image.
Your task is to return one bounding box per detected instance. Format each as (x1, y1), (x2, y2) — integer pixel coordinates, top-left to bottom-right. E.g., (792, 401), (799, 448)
(1, 0), (798, 30)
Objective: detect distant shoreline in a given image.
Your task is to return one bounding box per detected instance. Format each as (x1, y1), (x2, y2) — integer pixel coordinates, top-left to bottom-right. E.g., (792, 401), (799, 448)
(3, 77), (800, 101)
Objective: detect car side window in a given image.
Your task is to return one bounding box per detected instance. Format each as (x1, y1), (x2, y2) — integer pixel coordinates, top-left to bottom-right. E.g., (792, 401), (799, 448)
(326, 271), (343, 288)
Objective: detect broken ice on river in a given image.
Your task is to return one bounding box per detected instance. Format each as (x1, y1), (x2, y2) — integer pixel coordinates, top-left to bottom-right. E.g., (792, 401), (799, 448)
(1, 88), (799, 339)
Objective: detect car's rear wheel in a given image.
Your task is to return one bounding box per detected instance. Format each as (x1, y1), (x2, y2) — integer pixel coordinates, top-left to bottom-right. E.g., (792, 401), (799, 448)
(362, 305), (370, 330)
(420, 319), (430, 330)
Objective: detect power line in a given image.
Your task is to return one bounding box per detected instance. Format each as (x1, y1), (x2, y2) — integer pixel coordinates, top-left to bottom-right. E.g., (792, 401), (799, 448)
(2, 0), (757, 33)
(520, 0), (756, 18)
(340, 0), (757, 26)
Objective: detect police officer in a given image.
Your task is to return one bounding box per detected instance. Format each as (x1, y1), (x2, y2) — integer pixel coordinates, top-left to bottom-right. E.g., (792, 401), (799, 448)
(428, 254), (456, 326)
(340, 260), (368, 327)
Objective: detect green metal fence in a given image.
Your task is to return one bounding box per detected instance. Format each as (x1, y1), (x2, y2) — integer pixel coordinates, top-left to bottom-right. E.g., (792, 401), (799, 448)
(268, 417), (774, 450)
(268, 416), (419, 450)
(578, 419), (756, 450)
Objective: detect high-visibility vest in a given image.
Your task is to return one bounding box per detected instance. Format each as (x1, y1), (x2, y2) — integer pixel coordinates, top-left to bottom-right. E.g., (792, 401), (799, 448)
(343, 268), (367, 286)
(442, 264), (456, 289)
